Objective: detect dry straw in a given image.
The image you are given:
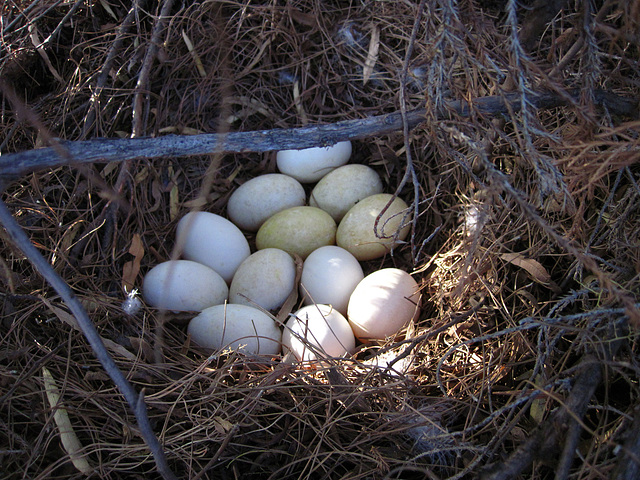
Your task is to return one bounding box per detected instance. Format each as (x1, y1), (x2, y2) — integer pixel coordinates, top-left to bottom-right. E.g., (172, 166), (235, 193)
(0, 1), (639, 479)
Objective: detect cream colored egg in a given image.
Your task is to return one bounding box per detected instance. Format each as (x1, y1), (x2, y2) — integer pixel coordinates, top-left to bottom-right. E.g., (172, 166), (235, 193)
(276, 141), (352, 183)
(283, 304), (355, 361)
(187, 304), (281, 355)
(309, 164), (383, 222)
(300, 246), (364, 314)
(347, 268), (421, 341)
(336, 194), (411, 261)
(142, 260), (228, 312)
(227, 174), (306, 231)
(256, 206), (336, 259)
(176, 211), (251, 283)
(229, 249), (296, 311)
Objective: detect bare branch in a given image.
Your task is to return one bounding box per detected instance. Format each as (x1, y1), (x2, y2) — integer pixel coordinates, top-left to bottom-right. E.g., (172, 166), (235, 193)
(1, 90), (636, 184)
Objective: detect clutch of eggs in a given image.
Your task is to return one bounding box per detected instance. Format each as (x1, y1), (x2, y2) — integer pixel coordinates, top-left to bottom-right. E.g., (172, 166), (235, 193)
(142, 140), (422, 357)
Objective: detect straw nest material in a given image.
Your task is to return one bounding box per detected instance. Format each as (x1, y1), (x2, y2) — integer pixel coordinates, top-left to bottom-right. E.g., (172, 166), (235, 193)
(1, 1), (639, 479)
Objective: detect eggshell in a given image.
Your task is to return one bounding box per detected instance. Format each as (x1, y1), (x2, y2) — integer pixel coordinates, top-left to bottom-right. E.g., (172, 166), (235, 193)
(309, 164), (383, 221)
(143, 260), (228, 312)
(227, 174), (306, 231)
(283, 304), (355, 361)
(229, 249), (296, 311)
(336, 194), (411, 261)
(187, 304), (281, 355)
(300, 246), (364, 314)
(176, 211), (251, 283)
(276, 141), (352, 183)
(347, 268), (421, 341)
(256, 206), (336, 259)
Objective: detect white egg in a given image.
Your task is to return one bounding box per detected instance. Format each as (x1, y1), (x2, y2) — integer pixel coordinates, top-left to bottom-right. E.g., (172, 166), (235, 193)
(347, 268), (421, 341)
(283, 304), (355, 361)
(309, 164), (383, 222)
(187, 304), (281, 355)
(256, 206), (336, 259)
(229, 249), (296, 311)
(142, 260), (228, 312)
(176, 211), (251, 283)
(276, 141), (352, 183)
(227, 174), (306, 231)
(336, 194), (411, 261)
(300, 246), (364, 315)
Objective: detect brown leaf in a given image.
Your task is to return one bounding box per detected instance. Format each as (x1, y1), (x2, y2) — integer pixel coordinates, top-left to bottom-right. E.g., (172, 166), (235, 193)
(122, 234), (144, 291)
(287, 6), (317, 28)
(500, 252), (561, 293)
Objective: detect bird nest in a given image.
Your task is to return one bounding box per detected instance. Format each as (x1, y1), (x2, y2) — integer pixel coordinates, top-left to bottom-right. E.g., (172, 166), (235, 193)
(0, 1), (639, 479)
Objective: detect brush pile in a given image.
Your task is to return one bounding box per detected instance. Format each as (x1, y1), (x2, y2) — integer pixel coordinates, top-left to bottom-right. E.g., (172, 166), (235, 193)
(1, 1), (639, 479)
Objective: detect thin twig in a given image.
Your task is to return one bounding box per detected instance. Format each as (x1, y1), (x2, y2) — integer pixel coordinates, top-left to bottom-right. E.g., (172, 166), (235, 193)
(132, 0), (178, 138)
(82, 0), (145, 138)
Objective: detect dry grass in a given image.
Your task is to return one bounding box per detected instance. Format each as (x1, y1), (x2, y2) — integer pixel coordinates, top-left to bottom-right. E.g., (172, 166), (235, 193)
(1, 1), (639, 479)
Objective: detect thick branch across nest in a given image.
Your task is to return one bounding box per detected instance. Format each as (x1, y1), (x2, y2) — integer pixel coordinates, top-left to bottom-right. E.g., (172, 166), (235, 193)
(1, 89), (636, 184)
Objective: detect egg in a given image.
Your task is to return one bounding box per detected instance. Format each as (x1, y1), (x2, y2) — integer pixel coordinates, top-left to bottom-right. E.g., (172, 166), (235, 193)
(282, 304), (355, 361)
(176, 211), (251, 283)
(227, 174), (306, 231)
(187, 304), (281, 355)
(309, 164), (383, 222)
(347, 268), (421, 341)
(336, 193), (411, 261)
(256, 206), (336, 259)
(300, 246), (364, 314)
(229, 249), (296, 311)
(142, 260), (228, 312)
(276, 141), (352, 183)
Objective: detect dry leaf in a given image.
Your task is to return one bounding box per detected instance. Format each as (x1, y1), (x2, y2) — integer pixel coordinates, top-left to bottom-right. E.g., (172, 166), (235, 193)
(293, 81), (308, 125)
(500, 252), (561, 293)
(42, 298), (80, 330)
(529, 374), (548, 424)
(122, 234), (144, 291)
(213, 416), (234, 434)
(101, 337), (138, 362)
(182, 30), (206, 78)
(42, 367), (92, 474)
(287, 6), (317, 27)
(362, 24), (380, 85)
(170, 185), (179, 221)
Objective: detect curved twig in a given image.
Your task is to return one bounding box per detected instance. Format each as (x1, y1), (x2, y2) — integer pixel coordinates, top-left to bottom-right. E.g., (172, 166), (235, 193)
(0, 199), (178, 480)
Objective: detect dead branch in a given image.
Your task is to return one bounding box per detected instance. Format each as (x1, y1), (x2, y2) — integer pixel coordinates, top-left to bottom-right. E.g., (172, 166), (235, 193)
(479, 318), (629, 480)
(0, 89), (636, 185)
(0, 198), (178, 480)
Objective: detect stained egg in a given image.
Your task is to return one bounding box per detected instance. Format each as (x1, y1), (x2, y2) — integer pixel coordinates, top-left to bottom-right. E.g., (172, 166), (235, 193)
(309, 164), (383, 222)
(227, 174), (306, 232)
(229, 248), (296, 311)
(256, 206), (336, 259)
(336, 194), (411, 261)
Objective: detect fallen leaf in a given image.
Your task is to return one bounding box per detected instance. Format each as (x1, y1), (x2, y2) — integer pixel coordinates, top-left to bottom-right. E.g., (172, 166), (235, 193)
(362, 24), (380, 85)
(530, 374), (548, 424)
(500, 252), (561, 293)
(42, 367), (92, 474)
(122, 234), (144, 291)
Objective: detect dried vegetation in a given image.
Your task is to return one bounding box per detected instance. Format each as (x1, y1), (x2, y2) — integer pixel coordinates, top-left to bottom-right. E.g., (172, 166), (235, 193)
(0, 0), (639, 479)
